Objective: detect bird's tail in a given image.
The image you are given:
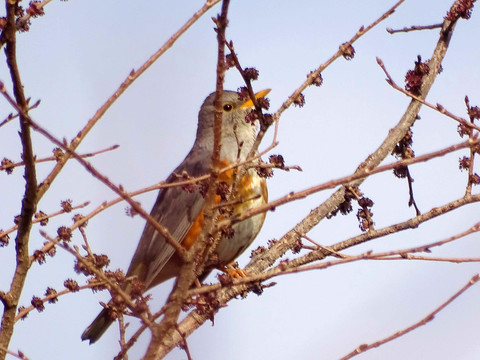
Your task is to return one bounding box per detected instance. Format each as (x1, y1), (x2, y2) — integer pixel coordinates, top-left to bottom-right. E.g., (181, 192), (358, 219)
(81, 308), (115, 344)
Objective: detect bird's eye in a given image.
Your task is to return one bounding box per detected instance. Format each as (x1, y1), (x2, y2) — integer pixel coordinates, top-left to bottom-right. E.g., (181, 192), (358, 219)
(223, 104), (233, 112)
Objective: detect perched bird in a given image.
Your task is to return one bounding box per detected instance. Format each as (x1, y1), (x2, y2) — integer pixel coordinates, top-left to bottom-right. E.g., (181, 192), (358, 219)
(81, 89), (270, 344)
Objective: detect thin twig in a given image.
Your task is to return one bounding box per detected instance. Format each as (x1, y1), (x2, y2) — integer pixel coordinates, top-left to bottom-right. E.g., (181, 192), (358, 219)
(0, 201), (89, 240)
(0, 145), (119, 172)
(405, 167), (421, 215)
(15, 281), (105, 321)
(118, 314), (129, 360)
(376, 57), (480, 133)
(0, 99), (40, 128)
(176, 325), (193, 360)
(114, 307), (166, 360)
(386, 23), (443, 34)
(0, 346), (29, 360)
(340, 274), (480, 360)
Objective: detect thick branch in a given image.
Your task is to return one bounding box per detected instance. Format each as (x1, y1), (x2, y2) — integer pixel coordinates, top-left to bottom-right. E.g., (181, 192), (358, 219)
(0, 2), (38, 359)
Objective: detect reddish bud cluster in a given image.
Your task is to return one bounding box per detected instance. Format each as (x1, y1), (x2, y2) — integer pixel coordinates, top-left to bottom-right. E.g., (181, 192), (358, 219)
(35, 211), (48, 226)
(1, 158), (14, 174)
(57, 226), (72, 241)
(340, 43), (356, 60)
(31, 296), (45, 312)
(459, 156), (471, 171)
(328, 193), (354, 217)
(45, 287), (58, 304)
(405, 56), (430, 96)
(26, 1), (45, 17)
(0, 231), (9, 247)
(237, 87), (249, 101)
(17, 306), (27, 320)
(445, 0), (476, 20)
(75, 254), (110, 276)
(392, 128), (414, 179)
(245, 110), (259, 124)
(134, 295), (151, 314)
(44, 241), (56, 257)
(225, 53), (236, 69)
(293, 93), (305, 108)
(130, 278), (146, 299)
(307, 71), (323, 87)
(105, 269), (126, 284)
(73, 213), (87, 227)
(257, 97), (270, 110)
(467, 105), (480, 120)
(261, 114), (274, 127)
(269, 154), (285, 169)
(64, 279), (80, 292)
(256, 160), (274, 179)
(465, 95), (480, 121)
(15, 6), (24, 18)
(357, 208), (374, 232)
(244, 67), (259, 81)
(61, 199), (73, 213)
(328, 186), (374, 230)
(53, 147), (64, 161)
(470, 174), (480, 184)
(457, 123), (471, 138)
(33, 250), (46, 264)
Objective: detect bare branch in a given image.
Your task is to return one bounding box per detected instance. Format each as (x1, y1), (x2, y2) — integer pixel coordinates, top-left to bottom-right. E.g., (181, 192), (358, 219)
(35, 0), (221, 202)
(340, 274), (480, 360)
(376, 57), (480, 132)
(387, 23), (443, 34)
(0, 201), (89, 240)
(0, 145), (119, 172)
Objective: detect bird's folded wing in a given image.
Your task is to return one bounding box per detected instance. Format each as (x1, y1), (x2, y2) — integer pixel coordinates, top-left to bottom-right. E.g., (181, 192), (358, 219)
(126, 151), (209, 289)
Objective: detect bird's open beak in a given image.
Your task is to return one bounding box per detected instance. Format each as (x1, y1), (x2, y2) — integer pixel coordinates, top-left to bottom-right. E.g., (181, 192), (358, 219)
(240, 89), (271, 108)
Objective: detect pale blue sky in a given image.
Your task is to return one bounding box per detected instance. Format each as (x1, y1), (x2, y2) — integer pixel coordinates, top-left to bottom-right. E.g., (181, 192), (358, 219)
(1, 0), (479, 359)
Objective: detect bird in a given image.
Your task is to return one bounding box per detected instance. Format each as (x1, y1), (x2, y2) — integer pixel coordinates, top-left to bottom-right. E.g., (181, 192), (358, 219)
(81, 89), (270, 344)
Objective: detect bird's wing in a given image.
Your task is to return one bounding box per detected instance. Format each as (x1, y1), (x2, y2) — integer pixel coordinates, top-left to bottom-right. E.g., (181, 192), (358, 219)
(126, 149), (209, 289)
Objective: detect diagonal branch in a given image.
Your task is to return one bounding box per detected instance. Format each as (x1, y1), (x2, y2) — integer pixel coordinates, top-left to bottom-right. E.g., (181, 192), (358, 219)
(340, 274), (480, 359)
(35, 0), (221, 202)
